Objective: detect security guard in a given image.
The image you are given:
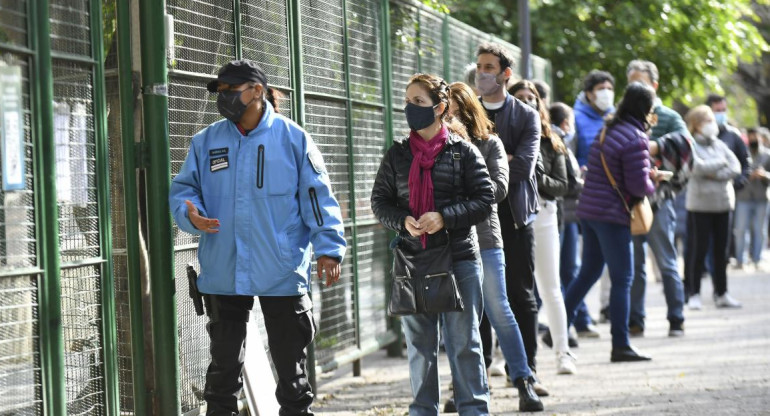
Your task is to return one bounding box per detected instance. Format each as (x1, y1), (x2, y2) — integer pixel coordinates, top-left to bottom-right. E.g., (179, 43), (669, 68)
(169, 59), (346, 416)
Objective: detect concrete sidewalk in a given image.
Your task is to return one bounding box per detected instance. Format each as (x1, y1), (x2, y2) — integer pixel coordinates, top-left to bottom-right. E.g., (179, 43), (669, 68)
(313, 267), (770, 415)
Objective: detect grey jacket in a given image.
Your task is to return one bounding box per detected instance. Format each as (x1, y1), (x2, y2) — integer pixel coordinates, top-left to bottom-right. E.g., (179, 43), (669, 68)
(686, 134), (741, 212)
(736, 147), (770, 202)
(488, 94), (541, 227)
(473, 135), (510, 250)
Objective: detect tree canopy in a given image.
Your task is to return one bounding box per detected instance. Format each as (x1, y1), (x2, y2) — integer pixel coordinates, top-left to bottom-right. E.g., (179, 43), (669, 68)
(447, 0), (768, 107)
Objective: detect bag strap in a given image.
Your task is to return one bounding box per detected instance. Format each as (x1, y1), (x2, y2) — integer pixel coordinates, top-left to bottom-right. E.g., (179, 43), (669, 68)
(598, 127), (632, 215)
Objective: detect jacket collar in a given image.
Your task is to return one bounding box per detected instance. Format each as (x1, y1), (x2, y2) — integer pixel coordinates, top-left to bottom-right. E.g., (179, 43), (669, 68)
(227, 100), (277, 137)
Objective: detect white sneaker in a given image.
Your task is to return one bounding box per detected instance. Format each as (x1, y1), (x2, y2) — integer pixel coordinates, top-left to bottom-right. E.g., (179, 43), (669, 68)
(715, 293), (742, 308)
(556, 352), (577, 375)
(488, 358), (506, 377)
(687, 294), (702, 310)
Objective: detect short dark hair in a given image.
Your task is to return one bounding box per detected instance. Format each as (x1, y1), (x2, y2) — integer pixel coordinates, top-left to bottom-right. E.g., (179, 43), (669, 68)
(705, 93), (726, 107)
(533, 80), (550, 102)
(583, 70), (615, 93)
(549, 102), (573, 127)
(626, 60), (659, 84)
(747, 127), (758, 135)
(609, 82), (655, 129)
(477, 42), (516, 72)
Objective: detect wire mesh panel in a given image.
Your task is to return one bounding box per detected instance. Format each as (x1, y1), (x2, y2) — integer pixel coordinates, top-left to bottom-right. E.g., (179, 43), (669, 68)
(167, 0), (236, 75)
(0, 0), (28, 47)
(310, 232), (356, 366)
(0, 275), (42, 415)
(49, 0), (91, 57)
(241, 0), (292, 89)
(0, 55), (36, 271)
(304, 99), (350, 220)
(447, 23), (475, 83)
(61, 265), (105, 416)
(51, 60), (100, 263)
(389, 1), (418, 101)
(391, 108), (409, 140)
(418, 11), (443, 78)
(354, 225), (388, 341)
(347, 0), (382, 103)
(300, 0), (346, 97)
(351, 105), (384, 222)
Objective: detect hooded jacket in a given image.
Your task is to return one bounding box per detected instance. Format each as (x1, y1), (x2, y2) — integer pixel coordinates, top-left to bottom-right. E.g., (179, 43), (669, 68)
(574, 91), (614, 167)
(169, 102), (347, 296)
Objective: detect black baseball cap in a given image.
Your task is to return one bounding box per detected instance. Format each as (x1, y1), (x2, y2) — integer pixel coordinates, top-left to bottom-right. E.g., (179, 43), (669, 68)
(206, 59), (268, 93)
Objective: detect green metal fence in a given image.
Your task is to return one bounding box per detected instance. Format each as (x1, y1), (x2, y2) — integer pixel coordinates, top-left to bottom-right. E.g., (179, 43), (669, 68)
(0, 0), (550, 414)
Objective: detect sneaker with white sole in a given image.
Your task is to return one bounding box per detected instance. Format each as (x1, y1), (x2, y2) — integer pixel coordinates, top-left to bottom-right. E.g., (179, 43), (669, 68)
(715, 293), (742, 308)
(556, 352), (577, 375)
(576, 324), (601, 338)
(687, 294), (702, 310)
(488, 358), (506, 377)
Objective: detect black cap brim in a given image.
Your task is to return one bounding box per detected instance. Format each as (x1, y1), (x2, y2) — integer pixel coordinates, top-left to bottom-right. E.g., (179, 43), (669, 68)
(206, 75), (254, 93)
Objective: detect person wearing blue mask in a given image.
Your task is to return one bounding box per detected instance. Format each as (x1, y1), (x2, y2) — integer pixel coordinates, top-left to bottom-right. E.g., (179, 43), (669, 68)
(169, 59), (347, 416)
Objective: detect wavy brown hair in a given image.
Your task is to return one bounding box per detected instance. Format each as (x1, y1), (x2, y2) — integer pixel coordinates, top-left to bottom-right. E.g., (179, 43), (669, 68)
(509, 80), (566, 154)
(408, 73), (468, 139)
(448, 82), (494, 141)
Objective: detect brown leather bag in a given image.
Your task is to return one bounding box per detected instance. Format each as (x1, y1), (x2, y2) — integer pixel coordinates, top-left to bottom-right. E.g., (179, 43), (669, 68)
(598, 128), (654, 236)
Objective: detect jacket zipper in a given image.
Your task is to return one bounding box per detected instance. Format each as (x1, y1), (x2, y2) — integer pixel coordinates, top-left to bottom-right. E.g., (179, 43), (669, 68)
(256, 144), (265, 188)
(309, 187), (324, 226)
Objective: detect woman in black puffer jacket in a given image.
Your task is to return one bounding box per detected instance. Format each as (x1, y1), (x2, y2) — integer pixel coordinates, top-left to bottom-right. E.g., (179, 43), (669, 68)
(371, 73), (494, 415)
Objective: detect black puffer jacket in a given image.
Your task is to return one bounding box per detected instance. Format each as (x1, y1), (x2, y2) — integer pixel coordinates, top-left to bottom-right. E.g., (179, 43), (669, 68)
(371, 133), (494, 260)
(537, 135), (569, 200)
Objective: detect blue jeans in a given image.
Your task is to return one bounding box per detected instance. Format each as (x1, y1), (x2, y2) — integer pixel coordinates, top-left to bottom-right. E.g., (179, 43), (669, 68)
(480, 248), (532, 381)
(734, 200), (768, 265)
(630, 198), (685, 328)
(403, 259), (489, 416)
(560, 222), (592, 330)
(565, 219), (634, 349)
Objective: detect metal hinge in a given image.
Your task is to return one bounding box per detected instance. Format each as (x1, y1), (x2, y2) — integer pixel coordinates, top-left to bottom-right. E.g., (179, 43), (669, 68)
(135, 141), (150, 169)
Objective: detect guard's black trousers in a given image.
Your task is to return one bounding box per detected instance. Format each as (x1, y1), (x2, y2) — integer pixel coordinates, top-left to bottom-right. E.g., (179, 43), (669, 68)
(203, 294), (316, 416)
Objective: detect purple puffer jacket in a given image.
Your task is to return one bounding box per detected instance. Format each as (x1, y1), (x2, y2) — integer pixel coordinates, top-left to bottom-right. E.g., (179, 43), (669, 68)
(577, 117), (655, 226)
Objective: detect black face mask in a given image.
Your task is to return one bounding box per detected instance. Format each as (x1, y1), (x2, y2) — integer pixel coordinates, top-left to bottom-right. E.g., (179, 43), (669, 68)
(750, 141), (760, 151)
(404, 102), (438, 131)
(217, 89), (256, 123)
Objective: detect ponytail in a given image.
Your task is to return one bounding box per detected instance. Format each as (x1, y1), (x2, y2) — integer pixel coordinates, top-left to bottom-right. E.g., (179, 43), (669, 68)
(266, 87), (283, 114)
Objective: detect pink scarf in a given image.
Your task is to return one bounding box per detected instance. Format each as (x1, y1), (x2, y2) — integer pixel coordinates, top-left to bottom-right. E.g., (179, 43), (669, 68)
(408, 126), (449, 248)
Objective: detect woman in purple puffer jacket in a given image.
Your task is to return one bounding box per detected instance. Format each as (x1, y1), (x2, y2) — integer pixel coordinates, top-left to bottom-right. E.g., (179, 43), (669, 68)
(564, 82), (658, 363)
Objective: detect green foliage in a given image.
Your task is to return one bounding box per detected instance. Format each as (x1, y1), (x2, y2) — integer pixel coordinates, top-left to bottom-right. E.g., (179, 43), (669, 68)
(446, 0), (768, 106)
(103, 0), (117, 59)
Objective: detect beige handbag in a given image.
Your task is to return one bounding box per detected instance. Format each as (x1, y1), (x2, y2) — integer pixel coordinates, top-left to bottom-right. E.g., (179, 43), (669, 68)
(598, 128), (654, 236)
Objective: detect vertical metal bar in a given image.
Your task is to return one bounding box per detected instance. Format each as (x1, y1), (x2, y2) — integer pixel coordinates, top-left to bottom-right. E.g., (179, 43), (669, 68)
(137, 0), (181, 413)
(90, 0), (120, 414)
(30, 0), (67, 414)
(287, 0), (316, 389)
(233, 0), (242, 59)
(442, 14), (450, 81)
(381, 0), (402, 359)
(339, 0), (362, 378)
(116, 0), (149, 413)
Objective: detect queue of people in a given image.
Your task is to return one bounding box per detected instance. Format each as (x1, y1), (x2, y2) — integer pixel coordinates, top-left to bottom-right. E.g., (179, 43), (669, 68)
(169, 42), (766, 415)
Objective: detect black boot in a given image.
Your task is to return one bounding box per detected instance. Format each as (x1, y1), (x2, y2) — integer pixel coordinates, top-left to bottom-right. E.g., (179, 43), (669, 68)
(443, 396), (457, 413)
(513, 376), (544, 412)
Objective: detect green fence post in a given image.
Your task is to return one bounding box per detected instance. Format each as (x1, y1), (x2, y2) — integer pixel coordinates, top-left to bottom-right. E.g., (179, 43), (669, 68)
(90, 0), (120, 414)
(137, 0), (181, 413)
(288, 0), (317, 390)
(339, 0), (362, 378)
(116, 0), (150, 413)
(382, 0), (402, 359)
(29, 0), (67, 414)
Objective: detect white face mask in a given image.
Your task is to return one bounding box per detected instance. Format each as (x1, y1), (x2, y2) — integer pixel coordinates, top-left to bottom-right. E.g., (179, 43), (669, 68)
(700, 120), (719, 138)
(593, 89), (614, 112)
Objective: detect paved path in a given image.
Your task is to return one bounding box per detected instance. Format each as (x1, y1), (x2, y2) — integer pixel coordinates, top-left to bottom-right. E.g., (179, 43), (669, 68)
(313, 265), (770, 415)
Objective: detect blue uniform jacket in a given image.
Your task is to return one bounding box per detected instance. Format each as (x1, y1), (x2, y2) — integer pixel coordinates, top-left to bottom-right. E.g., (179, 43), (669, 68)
(169, 102), (346, 296)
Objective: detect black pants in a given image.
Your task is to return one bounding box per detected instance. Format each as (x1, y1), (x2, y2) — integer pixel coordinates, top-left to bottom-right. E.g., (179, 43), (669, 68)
(499, 203), (539, 371)
(203, 294), (316, 416)
(684, 211), (730, 297)
(479, 313), (492, 369)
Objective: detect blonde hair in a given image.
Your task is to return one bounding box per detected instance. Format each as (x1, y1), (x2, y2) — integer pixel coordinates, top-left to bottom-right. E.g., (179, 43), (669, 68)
(685, 105), (714, 136)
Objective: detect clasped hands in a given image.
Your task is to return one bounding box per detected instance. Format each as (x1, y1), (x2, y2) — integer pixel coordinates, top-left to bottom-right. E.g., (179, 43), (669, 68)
(404, 212), (444, 237)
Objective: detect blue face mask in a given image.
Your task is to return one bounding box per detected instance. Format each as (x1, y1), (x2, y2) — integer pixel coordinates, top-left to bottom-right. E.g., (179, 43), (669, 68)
(404, 102), (438, 131)
(714, 111), (728, 126)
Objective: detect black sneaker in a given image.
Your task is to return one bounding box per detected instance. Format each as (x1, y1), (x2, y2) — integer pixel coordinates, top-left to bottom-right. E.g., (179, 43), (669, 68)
(668, 321), (684, 337)
(541, 329), (578, 348)
(610, 345), (652, 362)
(443, 397), (456, 413)
(629, 324), (644, 338)
(513, 376), (544, 412)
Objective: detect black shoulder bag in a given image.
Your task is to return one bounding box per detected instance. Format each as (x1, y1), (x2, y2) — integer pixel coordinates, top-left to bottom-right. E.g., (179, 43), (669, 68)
(387, 146), (465, 316)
